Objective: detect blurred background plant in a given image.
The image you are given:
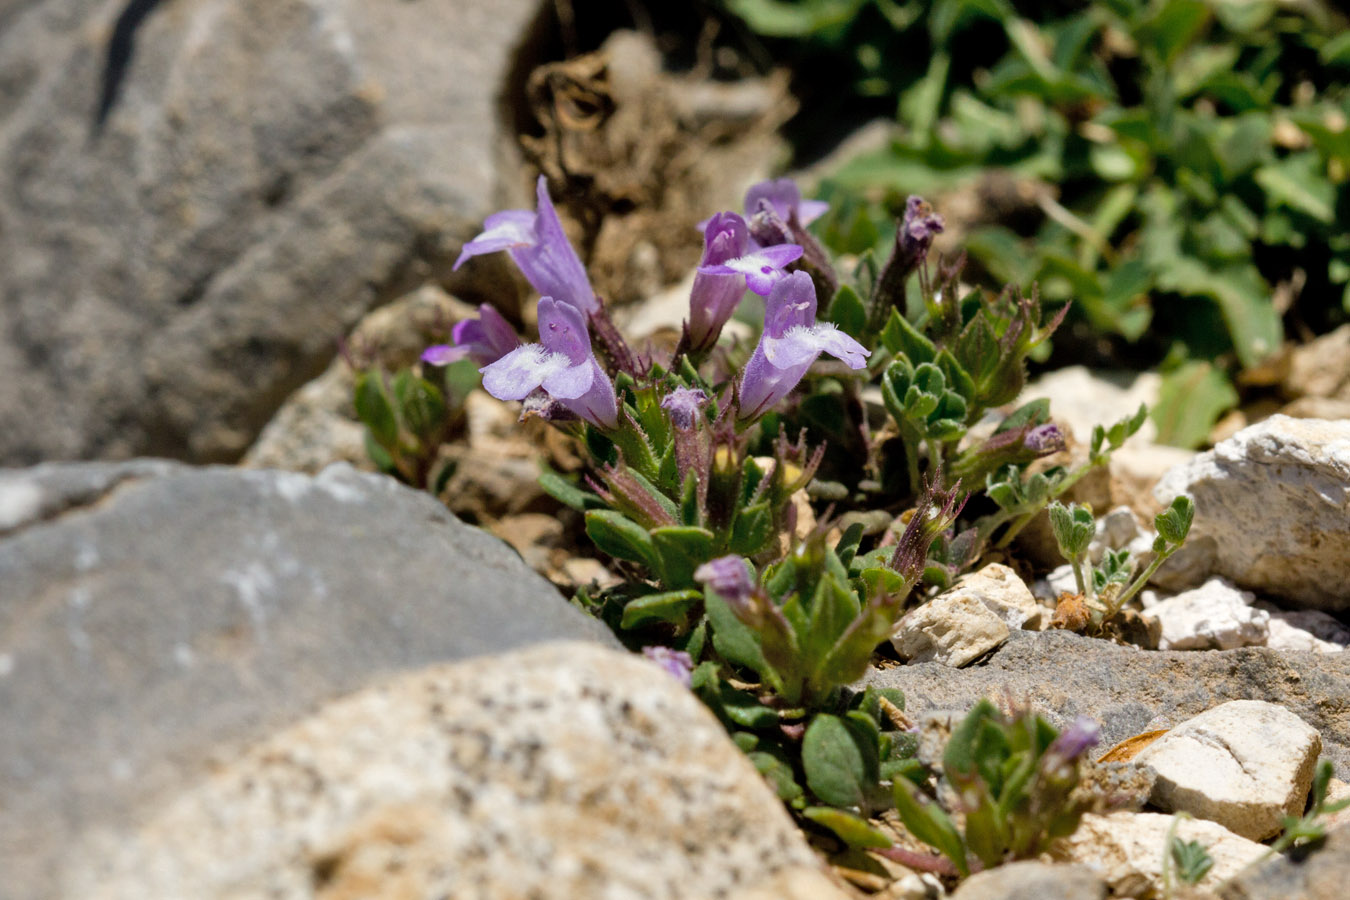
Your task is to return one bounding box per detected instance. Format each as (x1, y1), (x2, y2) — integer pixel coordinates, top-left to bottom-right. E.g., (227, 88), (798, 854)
(718, 0), (1350, 446)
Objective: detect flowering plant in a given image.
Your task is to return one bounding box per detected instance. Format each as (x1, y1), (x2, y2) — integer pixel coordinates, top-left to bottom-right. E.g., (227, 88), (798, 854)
(353, 172), (1165, 871)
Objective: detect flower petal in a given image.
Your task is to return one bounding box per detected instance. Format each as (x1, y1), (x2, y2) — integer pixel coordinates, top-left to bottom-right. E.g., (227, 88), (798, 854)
(541, 358), (595, 400)
(744, 179), (802, 222)
(537, 297), (592, 364)
(421, 344), (468, 365)
(514, 176), (598, 314)
(797, 199), (829, 225)
(808, 322), (870, 369)
(452, 210), (535, 269)
(480, 344), (569, 401)
(762, 270), (818, 338)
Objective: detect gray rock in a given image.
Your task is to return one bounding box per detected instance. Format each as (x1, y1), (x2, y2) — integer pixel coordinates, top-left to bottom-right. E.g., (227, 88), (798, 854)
(864, 630), (1350, 777)
(1154, 416), (1350, 610)
(0, 0), (543, 464)
(1220, 822), (1350, 900)
(0, 461), (617, 900)
(64, 641), (840, 900)
(1144, 578), (1269, 651)
(950, 861), (1106, 900)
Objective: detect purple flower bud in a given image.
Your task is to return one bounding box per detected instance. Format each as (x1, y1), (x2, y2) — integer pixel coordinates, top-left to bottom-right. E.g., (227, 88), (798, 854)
(421, 304), (520, 367)
(1024, 423), (1066, 455)
(738, 272), (870, 420)
(687, 212), (751, 351)
(479, 297), (618, 428)
(1047, 716), (1101, 762)
(747, 199), (794, 249)
(642, 645), (694, 688)
(695, 555), (756, 608)
(454, 175), (597, 315)
(661, 387), (709, 431)
(900, 196), (944, 253)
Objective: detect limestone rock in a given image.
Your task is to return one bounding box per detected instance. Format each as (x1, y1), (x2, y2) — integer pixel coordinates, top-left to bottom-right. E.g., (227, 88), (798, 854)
(951, 563), (1043, 630)
(950, 861), (1106, 900)
(0, 461), (616, 899)
(1154, 416), (1350, 610)
(1019, 367), (1160, 446)
(1283, 323), (1350, 404)
(1052, 811), (1267, 897)
(1134, 700), (1321, 841)
(864, 630), (1350, 777)
(0, 0), (545, 465)
(1263, 607), (1350, 653)
(1143, 578), (1270, 651)
(891, 593), (1010, 667)
(1219, 822), (1350, 900)
(65, 642), (836, 900)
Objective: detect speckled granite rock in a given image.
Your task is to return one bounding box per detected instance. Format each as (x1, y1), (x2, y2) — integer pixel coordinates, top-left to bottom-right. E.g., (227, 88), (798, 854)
(0, 460), (617, 900)
(65, 642), (847, 900)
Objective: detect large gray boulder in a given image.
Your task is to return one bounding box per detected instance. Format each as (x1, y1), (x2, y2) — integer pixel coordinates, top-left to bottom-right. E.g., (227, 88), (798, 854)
(0, 0), (542, 464)
(64, 642), (851, 900)
(0, 460), (617, 900)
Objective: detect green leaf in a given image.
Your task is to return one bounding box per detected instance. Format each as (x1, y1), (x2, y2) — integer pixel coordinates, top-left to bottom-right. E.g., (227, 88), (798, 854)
(995, 398), (1050, 434)
(827, 283), (868, 336)
(391, 370), (444, 438)
(893, 777), (969, 877)
(362, 430), (397, 475)
(802, 807), (892, 849)
(537, 468), (598, 511)
(751, 749), (805, 803)
(585, 510), (656, 568)
(1255, 154), (1336, 224)
(619, 589), (702, 630)
(1153, 361), (1239, 449)
(880, 310), (937, 364)
(354, 371), (399, 449)
(802, 713), (879, 809)
(704, 591), (772, 679)
(651, 526), (716, 589)
(1154, 495), (1195, 545)
(728, 502), (774, 556)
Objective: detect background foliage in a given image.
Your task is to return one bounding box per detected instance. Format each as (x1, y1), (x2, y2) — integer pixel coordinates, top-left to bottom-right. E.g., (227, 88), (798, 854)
(720, 0), (1350, 446)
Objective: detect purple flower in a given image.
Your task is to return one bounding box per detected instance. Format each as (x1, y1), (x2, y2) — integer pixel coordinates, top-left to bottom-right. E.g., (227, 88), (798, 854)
(745, 178), (829, 228)
(479, 297), (618, 428)
(687, 212), (752, 351)
(421, 304), (520, 367)
(695, 555), (756, 610)
(738, 272), (870, 420)
(642, 646), (694, 688)
(697, 243), (803, 297)
(453, 175), (597, 315)
(661, 387), (709, 431)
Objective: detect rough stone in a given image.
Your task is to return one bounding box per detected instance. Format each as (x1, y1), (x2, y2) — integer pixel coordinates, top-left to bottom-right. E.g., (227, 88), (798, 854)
(1144, 578), (1270, 651)
(64, 642), (839, 900)
(1051, 811), (1267, 897)
(1135, 700), (1322, 840)
(1283, 323), (1350, 404)
(0, 461), (617, 900)
(1219, 822), (1350, 900)
(1262, 606), (1350, 653)
(1154, 416), (1350, 611)
(1089, 506), (1143, 564)
(950, 861), (1107, 900)
(952, 563), (1043, 629)
(0, 0), (545, 465)
(1019, 367), (1161, 446)
(890, 593), (1010, 667)
(864, 630), (1350, 778)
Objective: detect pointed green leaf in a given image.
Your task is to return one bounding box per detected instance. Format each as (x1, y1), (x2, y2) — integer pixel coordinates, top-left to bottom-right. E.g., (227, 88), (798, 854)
(619, 589), (702, 630)
(881, 310), (937, 363)
(354, 371), (399, 449)
(585, 510), (656, 568)
(893, 777), (969, 877)
(802, 807), (892, 849)
(651, 526), (715, 589)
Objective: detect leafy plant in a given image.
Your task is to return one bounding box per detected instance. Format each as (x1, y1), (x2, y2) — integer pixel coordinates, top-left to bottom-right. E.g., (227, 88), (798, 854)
(1047, 494), (1195, 633)
(890, 701), (1101, 877)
